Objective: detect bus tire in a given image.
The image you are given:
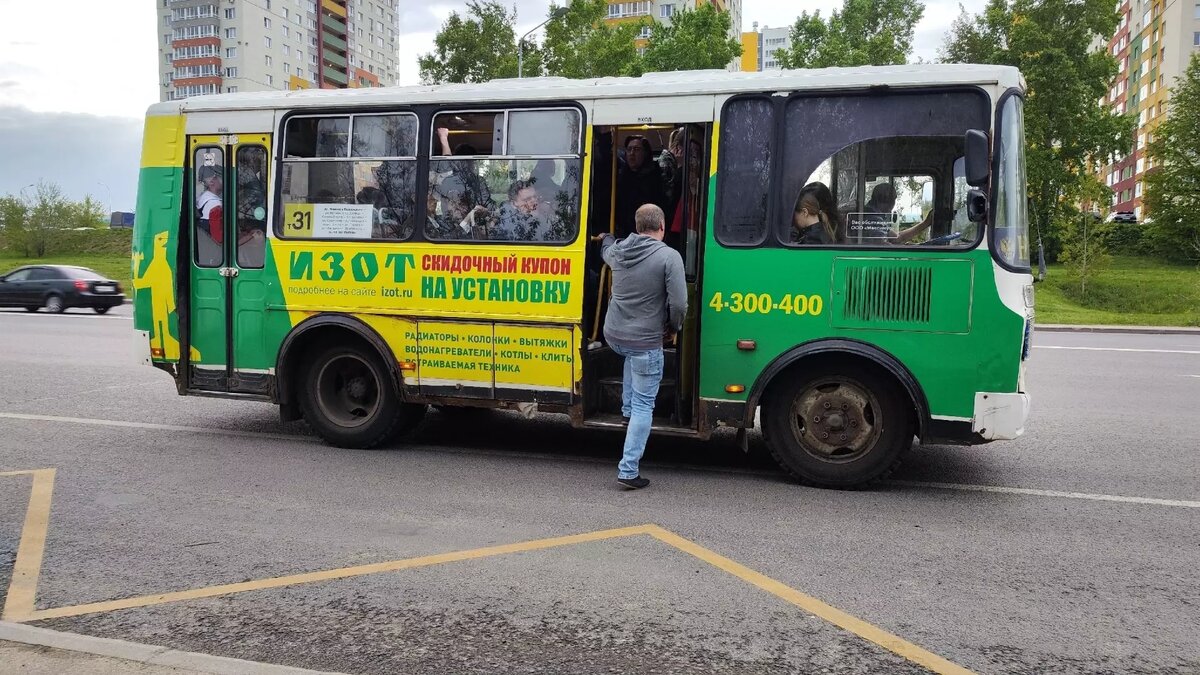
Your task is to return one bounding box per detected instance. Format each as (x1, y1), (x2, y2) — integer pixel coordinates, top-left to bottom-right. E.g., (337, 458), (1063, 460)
(763, 362), (912, 489)
(299, 341), (424, 449)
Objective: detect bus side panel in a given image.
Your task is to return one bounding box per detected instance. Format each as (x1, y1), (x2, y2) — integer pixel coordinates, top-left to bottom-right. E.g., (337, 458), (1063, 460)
(698, 185), (1026, 423)
(258, 239), (587, 399)
(132, 114), (187, 366)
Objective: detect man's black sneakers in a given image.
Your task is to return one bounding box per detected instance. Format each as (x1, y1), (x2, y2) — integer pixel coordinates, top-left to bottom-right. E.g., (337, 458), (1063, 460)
(618, 476), (649, 489)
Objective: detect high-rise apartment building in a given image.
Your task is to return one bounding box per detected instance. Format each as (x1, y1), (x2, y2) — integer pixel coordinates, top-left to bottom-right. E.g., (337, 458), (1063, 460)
(1097, 0), (1200, 219)
(604, 1), (744, 68)
(157, 0), (400, 102)
(739, 23), (790, 72)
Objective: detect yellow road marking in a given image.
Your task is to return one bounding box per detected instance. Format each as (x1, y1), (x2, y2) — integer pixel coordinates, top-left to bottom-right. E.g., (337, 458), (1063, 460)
(28, 525), (654, 621)
(1, 468), (56, 622)
(644, 525), (973, 675)
(14, 515), (971, 673)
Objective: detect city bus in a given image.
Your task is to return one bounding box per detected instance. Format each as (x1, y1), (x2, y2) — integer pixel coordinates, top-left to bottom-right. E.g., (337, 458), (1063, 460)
(132, 65), (1034, 488)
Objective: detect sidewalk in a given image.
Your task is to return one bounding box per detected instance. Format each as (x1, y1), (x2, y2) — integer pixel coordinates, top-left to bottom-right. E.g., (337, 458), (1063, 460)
(1037, 323), (1200, 335)
(0, 622), (341, 675)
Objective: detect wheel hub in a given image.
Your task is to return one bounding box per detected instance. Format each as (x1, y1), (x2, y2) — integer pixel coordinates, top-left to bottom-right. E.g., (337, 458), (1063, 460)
(791, 380), (880, 462)
(346, 376), (369, 400)
(315, 354), (381, 428)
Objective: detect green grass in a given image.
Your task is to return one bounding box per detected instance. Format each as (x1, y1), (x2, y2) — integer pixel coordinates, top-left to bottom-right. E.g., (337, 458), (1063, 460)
(0, 252), (131, 291)
(1037, 256), (1200, 326)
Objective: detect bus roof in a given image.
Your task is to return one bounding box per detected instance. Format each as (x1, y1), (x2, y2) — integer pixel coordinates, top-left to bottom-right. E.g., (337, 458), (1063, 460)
(148, 64), (1023, 117)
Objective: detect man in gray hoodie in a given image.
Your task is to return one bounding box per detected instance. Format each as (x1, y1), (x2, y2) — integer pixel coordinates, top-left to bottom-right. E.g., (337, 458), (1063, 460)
(598, 204), (688, 489)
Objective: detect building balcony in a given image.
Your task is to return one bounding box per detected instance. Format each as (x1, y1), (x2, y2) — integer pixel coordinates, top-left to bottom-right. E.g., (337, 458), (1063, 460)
(322, 31), (348, 52)
(321, 0), (348, 18)
(323, 49), (347, 68)
(322, 66), (348, 85)
(322, 14), (347, 36)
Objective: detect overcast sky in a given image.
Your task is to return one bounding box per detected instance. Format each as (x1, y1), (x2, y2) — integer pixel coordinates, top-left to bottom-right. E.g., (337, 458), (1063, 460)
(0, 0), (980, 212)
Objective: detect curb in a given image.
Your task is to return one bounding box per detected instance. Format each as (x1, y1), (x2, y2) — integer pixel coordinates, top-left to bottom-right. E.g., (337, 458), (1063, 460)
(1037, 324), (1200, 335)
(0, 622), (344, 675)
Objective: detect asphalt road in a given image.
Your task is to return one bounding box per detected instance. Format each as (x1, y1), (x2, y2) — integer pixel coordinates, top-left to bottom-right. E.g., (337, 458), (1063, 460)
(0, 305), (1197, 674)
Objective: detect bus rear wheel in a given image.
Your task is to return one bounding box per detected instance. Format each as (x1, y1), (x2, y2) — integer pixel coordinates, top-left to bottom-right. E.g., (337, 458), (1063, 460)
(299, 342), (425, 449)
(763, 363), (912, 488)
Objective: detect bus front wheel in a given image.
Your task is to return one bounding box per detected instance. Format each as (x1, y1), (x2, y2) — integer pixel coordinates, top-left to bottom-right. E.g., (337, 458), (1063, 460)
(763, 363), (912, 488)
(299, 342), (425, 449)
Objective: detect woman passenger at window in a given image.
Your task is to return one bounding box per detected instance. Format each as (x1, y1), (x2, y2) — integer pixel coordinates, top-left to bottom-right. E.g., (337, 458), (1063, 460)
(791, 182), (840, 245)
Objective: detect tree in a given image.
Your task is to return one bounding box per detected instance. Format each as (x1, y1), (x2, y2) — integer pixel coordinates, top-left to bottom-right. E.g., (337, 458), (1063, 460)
(541, 0), (643, 79)
(23, 182), (74, 257)
(1060, 213), (1110, 297)
(417, 1), (521, 84)
(774, 0), (925, 69)
(642, 4), (742, 73)
(941, 0), (1134, 260)
(71, 195), (107, 229)
(0, 183), (106, 257)
(1143, 53), (1200, 264)
(0, 195), (29, 253)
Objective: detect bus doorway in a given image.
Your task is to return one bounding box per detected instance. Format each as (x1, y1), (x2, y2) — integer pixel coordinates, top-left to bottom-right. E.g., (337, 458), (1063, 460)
(184, 134), (273, 396)
(582, 123), (712, 434)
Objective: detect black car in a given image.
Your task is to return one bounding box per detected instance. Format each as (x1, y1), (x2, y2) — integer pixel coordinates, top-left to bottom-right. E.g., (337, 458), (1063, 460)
(0, 265), (125, 314)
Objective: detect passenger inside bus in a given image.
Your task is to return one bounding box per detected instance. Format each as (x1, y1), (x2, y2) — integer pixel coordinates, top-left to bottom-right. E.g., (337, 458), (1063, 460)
(859, 183), (935, 244)
(494, 180), (542, 241)
(196, 164), (224, 245)
(791, 182), (842, 245)
(436, 126), (480, 157)
(235, 147), (268, 267)
(615, 135), (666, 238)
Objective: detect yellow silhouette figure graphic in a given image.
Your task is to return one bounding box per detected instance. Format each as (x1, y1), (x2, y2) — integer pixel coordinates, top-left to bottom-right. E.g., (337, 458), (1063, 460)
(134, 231), (200, 362)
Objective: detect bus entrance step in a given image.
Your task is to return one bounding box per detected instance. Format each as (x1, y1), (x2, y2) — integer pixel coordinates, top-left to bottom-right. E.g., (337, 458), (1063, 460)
(597, 376), (676, 416)
(582, 413), (698, 437)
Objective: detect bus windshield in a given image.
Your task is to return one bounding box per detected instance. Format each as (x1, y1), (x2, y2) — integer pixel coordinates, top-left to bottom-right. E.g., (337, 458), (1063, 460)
(992, 95), (1030, 269)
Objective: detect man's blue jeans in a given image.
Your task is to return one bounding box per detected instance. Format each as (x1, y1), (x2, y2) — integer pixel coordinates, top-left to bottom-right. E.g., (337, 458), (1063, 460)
(610, 344), (664, 479)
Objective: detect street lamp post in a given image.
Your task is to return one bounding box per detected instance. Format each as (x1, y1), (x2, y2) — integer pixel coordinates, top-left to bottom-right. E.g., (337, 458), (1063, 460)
(518, 7), (570, 79)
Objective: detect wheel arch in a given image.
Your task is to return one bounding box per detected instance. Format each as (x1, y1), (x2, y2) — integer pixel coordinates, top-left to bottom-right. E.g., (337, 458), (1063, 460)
(275, 314), (406, 414)
(746, 338), (930, 439)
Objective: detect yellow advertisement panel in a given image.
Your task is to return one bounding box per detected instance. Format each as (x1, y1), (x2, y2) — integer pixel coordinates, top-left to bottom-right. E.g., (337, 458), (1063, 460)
(494, 324), (575, 400)
(271, 241), (583, 324)
(416, 321), (495, 397)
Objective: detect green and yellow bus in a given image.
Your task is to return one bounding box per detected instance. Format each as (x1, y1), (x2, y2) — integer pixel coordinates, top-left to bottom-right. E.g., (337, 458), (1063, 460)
(133, 65), (1034, 488)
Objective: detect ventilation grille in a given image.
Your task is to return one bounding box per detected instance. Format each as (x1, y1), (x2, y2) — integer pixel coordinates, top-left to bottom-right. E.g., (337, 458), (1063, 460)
(843, 266), (934, 325)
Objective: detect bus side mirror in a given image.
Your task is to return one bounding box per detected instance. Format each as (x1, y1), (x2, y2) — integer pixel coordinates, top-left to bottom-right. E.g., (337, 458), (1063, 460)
(967, 189), (988, 223)
(965, 129), (990, 188)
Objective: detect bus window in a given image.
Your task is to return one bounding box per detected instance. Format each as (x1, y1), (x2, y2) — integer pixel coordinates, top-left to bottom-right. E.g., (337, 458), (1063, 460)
(351, 114), (418, 158)
(193, 146), (224, 267)
(993, 95), (1030, 269)
(427, 109), (582, 244)
(781, 91), (989, 249)
(235, 146), (268, 269)
(507, 110), (581, 155)
(279, 113), (417, 241)
(284, 116), (349, 158)
(716, 97), (774, 246)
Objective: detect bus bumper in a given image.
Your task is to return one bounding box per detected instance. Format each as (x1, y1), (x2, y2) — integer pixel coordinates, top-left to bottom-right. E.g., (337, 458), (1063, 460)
(972, 392), (1030, 441)
(133, 329), (152, 366)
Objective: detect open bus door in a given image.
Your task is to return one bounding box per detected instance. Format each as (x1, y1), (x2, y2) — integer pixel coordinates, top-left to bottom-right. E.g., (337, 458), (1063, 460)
(185, 134), (273, 395)
(582, 123), (710, 435)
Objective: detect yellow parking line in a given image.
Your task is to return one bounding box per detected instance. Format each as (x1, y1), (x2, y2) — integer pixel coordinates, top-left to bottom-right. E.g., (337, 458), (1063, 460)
(8, 507), (971, 673)
(644, 525), (973, 675)
(28, 525), (655, 621)
(1, 468), (56, 622)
